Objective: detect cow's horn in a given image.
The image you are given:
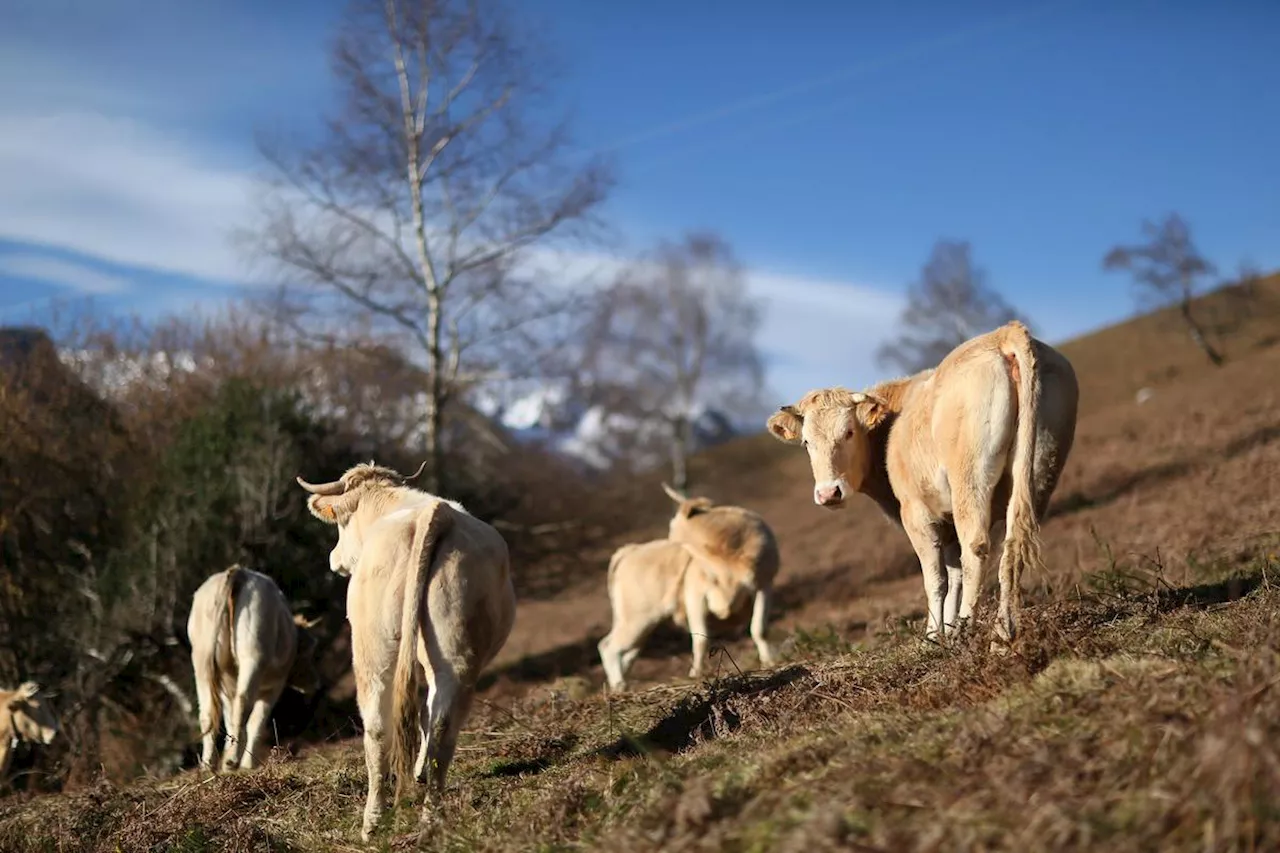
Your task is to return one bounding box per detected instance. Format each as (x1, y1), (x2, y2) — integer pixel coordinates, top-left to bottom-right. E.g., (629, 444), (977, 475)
(661, 482), (687, 503)
(295, 476), (346, 496)
(850, 392), (866, 403)
(401, 460), (429, 483)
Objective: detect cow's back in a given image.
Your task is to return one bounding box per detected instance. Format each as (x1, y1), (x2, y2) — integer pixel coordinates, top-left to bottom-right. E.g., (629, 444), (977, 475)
(609, 539), (691, 619)
(231, 570), (298, 684)
(897, 325), (1079, 523)
(188, 568), (296, 690)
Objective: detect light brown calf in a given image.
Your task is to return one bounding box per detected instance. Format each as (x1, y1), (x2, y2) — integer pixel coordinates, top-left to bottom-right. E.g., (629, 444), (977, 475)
(767, 321), (1078, 642)
(298, 462), (516, 842)
(0, 682), (58, 790)
(661, 484), (779, 670)
(597, 486), (780, 691)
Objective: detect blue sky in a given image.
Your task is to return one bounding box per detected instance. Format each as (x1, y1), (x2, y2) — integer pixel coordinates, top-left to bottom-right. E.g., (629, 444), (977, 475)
(2, 0), (1277, 401)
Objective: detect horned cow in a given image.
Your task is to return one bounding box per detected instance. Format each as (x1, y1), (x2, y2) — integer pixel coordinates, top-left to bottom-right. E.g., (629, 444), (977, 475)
(187, 564), (322, 773)
(298, 462), (516, 842)
(0, 681), (59, 790)
(767, 320), (1078, 643)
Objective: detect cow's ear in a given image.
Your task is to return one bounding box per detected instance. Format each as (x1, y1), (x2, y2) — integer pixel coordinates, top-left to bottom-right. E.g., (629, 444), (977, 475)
(851, 392), (889, 430)
(680, 498), (713, 518)
(766, 406), (803, 444)
(308, 493), (352, 525)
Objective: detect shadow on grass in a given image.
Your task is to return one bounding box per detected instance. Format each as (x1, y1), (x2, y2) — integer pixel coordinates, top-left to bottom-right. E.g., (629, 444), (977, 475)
(484, 734), (581, 779)
(597, 665), (811, 761)
(1156, 573), (1265, 612)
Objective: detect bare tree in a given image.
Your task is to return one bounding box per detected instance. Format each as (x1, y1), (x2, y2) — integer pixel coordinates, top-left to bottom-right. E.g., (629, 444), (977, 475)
(1103, 213), (1224, 366)
(876, 240), (1030, 375)
(244, 0), (613, 491)
(579, 232), (764, 491)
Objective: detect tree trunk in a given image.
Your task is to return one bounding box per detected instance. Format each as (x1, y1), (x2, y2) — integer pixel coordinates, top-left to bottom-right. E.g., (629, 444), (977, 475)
(424, 288), (444, 494)
(670, 412), (691, 492)
(1180, 300), (1225, 367)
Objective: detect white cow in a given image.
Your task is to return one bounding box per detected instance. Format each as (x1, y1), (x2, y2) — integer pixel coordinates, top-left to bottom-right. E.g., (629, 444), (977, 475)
(297, 462), (516, 841)
(187, 564), (321, 773)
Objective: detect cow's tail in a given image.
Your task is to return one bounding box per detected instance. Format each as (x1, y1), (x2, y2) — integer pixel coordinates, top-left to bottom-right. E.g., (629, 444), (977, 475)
(200, 564), (242, 738)
(388, 501), (454, 800)
(999, 321), (1043, 639)
(605, 544), (632, 597)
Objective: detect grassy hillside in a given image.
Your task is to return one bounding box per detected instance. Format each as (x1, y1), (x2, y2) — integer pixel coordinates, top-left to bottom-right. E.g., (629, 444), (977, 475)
(2, 276), (1279, 851)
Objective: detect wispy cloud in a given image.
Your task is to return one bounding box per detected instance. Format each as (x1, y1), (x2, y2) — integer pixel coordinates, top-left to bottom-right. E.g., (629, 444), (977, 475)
(0, 111), (257, 285)
(0, 252), (134, 295)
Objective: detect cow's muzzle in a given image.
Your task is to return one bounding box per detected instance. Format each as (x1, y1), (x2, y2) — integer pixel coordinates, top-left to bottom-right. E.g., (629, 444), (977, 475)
(814, 480), (847, 508)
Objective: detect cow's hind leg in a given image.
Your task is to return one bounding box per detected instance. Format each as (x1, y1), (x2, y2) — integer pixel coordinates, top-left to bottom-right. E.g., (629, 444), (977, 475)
(414, 666), (463, 832)
(750, 588), (776, 666)
(221, 669), (260, 772)
(192, 651), (218, 771)
(599, 616), (659, 692)
(684, 588), (712, 678)
(953, 484), (997, 631)
(413, 690), (431, 784)
(239, 683), (284, 770)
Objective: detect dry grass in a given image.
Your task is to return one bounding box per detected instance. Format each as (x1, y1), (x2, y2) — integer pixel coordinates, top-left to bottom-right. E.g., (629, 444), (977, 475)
(4, 551), (1279, 852)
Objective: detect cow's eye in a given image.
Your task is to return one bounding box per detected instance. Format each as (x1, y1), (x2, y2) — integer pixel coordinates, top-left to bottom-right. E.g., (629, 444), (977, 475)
(801, 439), (809, 448)
(844, 429), (854, 440)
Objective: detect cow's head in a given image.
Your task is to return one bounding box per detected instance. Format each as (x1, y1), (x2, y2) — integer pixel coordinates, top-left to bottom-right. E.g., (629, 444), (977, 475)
(660, 482), (716, 541)
(5, 682), (59, 745)
(288, 613), (324, 696)
(296, 461), (427, 576)
(765, 387), (889, 509)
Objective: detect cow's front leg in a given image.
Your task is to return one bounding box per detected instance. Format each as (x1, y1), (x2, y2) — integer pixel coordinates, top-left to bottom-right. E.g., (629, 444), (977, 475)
(901, 503), (946, 642)
(942, 541), (963, 634)
(357, 681), (392, 842)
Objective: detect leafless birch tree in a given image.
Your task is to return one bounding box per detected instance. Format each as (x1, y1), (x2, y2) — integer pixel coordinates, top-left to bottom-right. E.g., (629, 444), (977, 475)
(579, 232), (764, 490)
(244, 0), (612, 491)
(876, 240), (1030, 375)
(1103, 213), (1224, 366)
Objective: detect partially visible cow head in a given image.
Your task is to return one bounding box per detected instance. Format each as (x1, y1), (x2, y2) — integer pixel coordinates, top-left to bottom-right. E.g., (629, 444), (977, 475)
(288, 614), (324, 696)
(660, 482), (716, 540)
(765, 387), (889, 509)
(296, 461), (428, 575)
(4, 682), (59, 745)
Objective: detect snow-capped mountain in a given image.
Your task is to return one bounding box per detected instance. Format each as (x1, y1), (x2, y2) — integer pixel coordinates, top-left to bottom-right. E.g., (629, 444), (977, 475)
(49, 341), (746, 473)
